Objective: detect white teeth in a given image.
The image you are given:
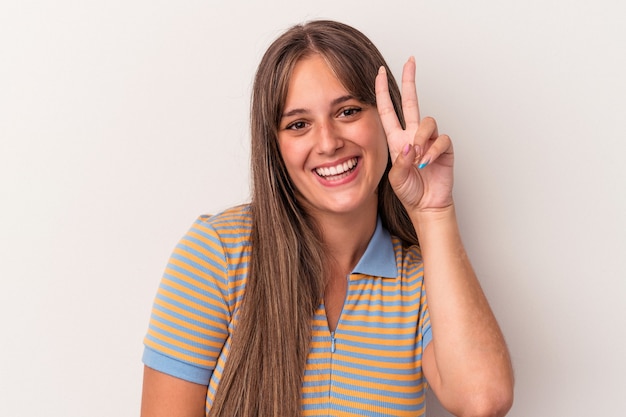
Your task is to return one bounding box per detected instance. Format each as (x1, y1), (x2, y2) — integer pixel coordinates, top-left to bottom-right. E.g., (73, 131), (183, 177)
(315, 158), (357, 178)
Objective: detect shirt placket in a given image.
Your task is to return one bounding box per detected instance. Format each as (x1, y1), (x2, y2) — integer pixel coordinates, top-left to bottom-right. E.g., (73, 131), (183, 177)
(327, 273), (352, 415)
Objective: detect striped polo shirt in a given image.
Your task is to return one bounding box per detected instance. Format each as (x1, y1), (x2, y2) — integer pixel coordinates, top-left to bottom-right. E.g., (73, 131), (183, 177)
(143, 204), (432, 416)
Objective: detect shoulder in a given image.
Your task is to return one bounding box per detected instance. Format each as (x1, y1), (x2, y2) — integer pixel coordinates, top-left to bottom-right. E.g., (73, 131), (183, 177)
(197, 203), (252, 227)
(390, 235), (424, 280)
(192, 204), (253, 242)
(174, 204), (252, 268)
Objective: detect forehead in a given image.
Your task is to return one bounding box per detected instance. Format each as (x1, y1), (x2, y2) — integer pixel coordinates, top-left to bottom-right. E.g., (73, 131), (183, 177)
(283, 55), (349, 107)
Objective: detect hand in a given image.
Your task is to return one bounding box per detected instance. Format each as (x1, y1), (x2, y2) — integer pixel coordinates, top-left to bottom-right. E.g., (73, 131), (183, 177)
(375, 57), (454, 211)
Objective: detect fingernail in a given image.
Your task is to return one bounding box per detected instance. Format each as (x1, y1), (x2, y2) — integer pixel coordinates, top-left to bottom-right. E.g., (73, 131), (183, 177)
(378, 66), (386, 74)
(403, 143), (411, 156)
(418, 159), (429, 169)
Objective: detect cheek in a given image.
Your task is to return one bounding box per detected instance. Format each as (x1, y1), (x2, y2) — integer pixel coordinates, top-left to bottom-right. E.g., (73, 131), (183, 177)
(278, 139), (305, 173)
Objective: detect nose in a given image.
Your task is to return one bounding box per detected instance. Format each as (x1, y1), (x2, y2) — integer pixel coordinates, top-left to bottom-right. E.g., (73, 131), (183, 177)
(315, 121), (343, 155)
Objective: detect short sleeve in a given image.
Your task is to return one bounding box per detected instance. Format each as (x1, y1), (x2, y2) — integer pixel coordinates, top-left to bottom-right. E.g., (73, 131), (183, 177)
(142, 216), (233, 385)
(419, 283), (433, 350)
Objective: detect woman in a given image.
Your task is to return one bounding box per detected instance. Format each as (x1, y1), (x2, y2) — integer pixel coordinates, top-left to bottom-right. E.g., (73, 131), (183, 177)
(141, 20), (514, 417)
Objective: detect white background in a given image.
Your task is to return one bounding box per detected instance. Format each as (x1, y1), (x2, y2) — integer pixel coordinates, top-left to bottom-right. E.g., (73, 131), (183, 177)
(1, 1), (625, 416)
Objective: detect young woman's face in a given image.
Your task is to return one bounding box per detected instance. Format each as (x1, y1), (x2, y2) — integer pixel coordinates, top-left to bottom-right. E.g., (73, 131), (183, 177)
(277, 54), (389, 220)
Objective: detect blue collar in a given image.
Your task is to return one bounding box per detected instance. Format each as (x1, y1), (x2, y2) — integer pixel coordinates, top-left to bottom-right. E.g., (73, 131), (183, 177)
(351, 217), (398, 279)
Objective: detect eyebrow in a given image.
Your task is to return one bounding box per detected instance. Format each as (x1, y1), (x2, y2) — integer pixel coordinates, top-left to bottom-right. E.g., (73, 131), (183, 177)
(281, 95), (355, 118)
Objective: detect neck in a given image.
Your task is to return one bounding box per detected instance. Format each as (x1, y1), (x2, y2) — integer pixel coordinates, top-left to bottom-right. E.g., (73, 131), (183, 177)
(313, 207), (378, 274)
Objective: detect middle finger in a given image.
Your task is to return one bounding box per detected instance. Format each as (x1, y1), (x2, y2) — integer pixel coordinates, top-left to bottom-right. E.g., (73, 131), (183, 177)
(401, 57), (421, 133)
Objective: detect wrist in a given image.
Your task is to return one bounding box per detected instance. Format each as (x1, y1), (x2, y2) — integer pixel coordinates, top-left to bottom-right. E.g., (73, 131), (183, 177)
(408, 203), (460, 239)
(409, 203), (456, 223)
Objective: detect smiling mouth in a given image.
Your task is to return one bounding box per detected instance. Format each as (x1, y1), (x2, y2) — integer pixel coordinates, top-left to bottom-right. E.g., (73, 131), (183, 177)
(314, 157), (358, 181)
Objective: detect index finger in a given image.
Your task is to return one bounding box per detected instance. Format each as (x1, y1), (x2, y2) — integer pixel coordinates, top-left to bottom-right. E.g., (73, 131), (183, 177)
(375, 66), (402, 137)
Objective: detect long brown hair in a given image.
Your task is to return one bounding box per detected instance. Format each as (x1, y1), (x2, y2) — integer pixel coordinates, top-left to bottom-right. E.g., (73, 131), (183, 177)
(208, 20), (418, 417)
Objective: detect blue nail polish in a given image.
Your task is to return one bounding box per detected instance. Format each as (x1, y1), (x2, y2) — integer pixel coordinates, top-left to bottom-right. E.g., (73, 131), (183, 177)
(418, 161), (429, 169)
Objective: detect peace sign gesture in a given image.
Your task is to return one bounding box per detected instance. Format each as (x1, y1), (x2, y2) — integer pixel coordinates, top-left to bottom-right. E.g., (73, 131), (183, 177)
(375, 57), (455, 212)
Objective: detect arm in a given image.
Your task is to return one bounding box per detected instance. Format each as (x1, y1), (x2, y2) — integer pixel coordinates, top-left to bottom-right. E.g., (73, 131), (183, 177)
(141, 366), (207, 417)
(140, 215), (234, 417)
(413, 206), (513, 417)
(376, 59), (514, 417)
